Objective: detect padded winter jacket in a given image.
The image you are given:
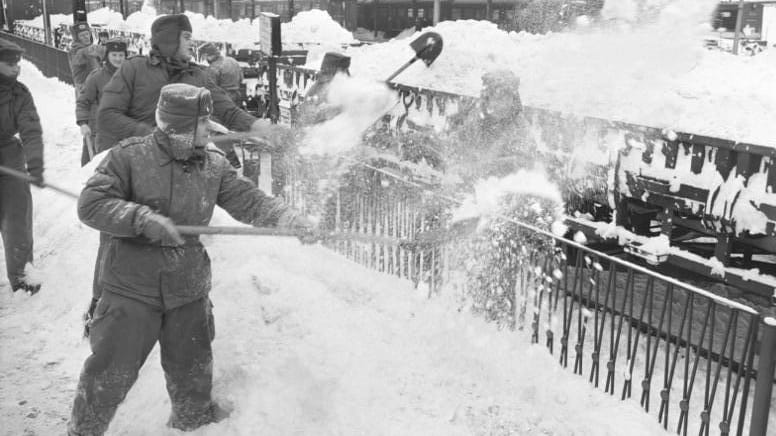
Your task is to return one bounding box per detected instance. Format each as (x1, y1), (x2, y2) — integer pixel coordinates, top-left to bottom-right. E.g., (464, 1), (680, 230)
(206, 55), (243, 95)
(95, 54), (255, 152)
(78, 130), (293, 310)
(68, 41), (104, 87)
(0, 76), (43, 177)
(75, 62), (117, 128)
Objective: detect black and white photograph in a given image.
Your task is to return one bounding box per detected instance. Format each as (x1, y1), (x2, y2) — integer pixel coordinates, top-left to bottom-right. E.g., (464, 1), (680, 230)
(0, 0), (774, 434)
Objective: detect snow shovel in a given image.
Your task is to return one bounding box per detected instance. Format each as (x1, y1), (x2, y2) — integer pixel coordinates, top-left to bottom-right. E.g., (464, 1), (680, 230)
(384, 31), (443, 83)
(0, 164), (80, 199)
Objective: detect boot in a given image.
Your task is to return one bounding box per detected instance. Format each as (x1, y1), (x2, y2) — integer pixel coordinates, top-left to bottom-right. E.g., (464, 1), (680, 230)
(167, 402), (230, 431)
(12, 281), (41, 295)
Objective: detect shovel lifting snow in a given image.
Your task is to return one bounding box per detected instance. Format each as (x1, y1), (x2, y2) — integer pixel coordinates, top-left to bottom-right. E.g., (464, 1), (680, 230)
(384, 32), (443, 83)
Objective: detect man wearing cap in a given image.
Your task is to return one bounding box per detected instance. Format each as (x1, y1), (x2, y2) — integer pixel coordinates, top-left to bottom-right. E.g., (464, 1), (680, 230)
(68, 22), (105, 96)
(0, 39), (44, 295)
(76, 39), (127, 166)
(69, 83), (315, 435)
(199, 42), (244, 105)
(96, 14), (277, 154)
(296, 51), (351, 126)
(446, 69), (535, 184)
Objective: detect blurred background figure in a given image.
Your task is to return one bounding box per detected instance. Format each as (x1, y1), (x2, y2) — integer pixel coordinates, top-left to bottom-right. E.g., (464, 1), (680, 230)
(199, 42), (243, 105)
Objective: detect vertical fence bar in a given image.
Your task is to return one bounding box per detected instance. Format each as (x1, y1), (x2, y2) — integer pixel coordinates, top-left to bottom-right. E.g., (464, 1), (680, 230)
(749, 317), (776, 436)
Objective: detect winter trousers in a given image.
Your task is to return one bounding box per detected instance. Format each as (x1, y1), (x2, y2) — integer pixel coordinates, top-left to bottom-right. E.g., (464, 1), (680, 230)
(0, 140), (34, 290)
(68, 291), (216, 436)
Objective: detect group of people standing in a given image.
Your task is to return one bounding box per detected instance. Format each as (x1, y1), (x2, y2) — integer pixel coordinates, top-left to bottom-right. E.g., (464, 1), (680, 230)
(1, 13), (315, 436)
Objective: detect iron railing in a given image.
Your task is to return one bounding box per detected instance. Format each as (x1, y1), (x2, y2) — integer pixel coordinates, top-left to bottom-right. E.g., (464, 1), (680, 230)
(1, 31), (73, 85)
(311, 160), (775, 436)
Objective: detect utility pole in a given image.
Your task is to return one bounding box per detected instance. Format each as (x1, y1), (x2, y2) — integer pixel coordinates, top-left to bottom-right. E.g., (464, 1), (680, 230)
(73, 0), (87, 22)
(1, 0), (9, 31)
(42, 0), (52, 45)
(732, 0), (745, 55)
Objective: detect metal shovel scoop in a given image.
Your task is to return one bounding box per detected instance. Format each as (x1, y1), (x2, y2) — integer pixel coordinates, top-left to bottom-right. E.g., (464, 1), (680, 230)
(385, 31), (444, 83)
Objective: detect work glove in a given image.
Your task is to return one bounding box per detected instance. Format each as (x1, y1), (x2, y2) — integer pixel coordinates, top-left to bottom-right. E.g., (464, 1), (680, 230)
(278, 211), (320, 244)
(26, 158), (44, 187)
(79, 124), (91, 137)
(82, 297), (99, 338)
(248, 119), (291, 151)
(136, 209), (184, 246)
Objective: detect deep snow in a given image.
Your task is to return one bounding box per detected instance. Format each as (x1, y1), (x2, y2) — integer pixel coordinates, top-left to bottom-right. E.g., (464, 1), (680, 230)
(0, 60), (674, 435)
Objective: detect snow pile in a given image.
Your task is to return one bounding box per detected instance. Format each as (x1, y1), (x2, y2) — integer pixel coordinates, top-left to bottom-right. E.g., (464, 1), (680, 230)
(282, 9), (356, 45)
(345, 1), (776, 147)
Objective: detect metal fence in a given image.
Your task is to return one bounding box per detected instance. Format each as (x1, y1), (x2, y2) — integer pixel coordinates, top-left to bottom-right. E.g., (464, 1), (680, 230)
(315, 160), (775, 436)
(1, 31), (73, 85)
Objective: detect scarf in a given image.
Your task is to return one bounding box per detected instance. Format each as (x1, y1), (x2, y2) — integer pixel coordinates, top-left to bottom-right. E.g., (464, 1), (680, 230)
(150, 49), (197, 82)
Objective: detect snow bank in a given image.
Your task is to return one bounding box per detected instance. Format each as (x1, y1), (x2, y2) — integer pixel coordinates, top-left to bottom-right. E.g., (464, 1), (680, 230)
(346, 1), (776, 147)
(28, 1), (776, 146)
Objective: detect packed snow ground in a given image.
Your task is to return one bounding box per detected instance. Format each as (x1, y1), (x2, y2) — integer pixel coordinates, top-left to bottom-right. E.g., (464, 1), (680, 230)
(0, 62), (675, 435)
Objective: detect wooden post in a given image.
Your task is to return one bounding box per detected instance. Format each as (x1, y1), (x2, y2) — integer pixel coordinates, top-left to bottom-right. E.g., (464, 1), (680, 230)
(433, 0), (440, 25)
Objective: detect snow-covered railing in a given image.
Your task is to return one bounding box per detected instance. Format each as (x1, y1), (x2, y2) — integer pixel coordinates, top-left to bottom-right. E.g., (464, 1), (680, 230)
(302, 149), (774, 436)
(271, 61), (776, 302)
(265, 63), (776, 436)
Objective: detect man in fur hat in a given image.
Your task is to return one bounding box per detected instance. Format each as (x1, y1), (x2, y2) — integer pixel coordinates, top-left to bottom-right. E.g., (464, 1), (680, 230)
(68, 21), (105, 96)
(0, 39), (44, 295)
(69, 83), (316, 435)
(76, 39), (127, 166)
(296, 51), (351, 126)
(199, 42), (244, 105)
(95, 14), (277, 154)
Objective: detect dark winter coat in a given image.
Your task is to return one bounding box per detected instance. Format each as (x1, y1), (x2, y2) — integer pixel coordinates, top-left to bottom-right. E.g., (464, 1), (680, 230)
(95, 54), (255, 152)
(75, 62), (117, 128)
(0, 76), (43, 175)
(206, 55), (243, 99)
(78, 130), (293, 310)
(68, 41), (104, 88)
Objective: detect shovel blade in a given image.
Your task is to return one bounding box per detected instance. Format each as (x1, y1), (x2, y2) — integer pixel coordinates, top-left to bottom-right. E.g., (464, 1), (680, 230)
(409, 31), (443, 66)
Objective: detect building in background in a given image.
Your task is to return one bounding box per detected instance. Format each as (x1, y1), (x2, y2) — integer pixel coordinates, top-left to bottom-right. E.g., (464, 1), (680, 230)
(709, 1), (776, 54)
